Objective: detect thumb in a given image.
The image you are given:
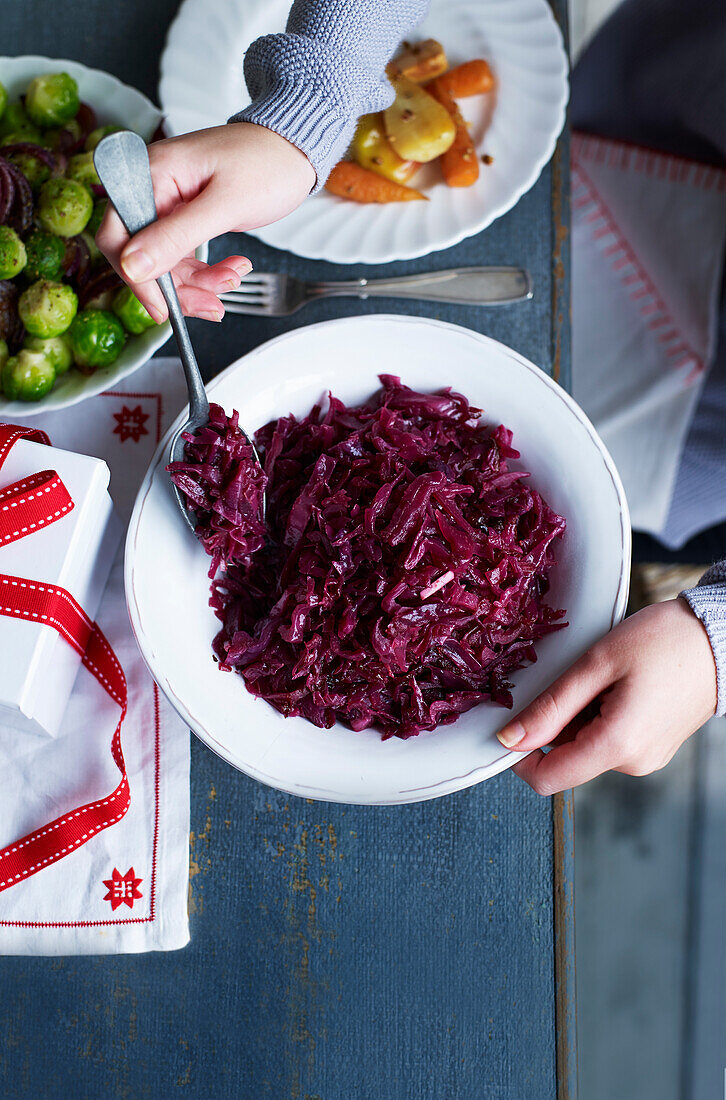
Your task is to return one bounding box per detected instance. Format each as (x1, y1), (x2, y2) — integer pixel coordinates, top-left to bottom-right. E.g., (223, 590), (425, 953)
(120, 183), (229, 282)
(496, 648), (614, 751)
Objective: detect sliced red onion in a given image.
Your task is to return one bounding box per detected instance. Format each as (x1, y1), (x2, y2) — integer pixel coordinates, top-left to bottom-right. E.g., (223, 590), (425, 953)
(62, 233), (92, 287)
(0, 159), (33, 234)
(0, 161), (14, 224)
(78, 266), (123, 308)
(54, 126), (84, 157)
(75, 233), (92, 285)
(0, 142), (57, 172)
(76, 103), (97, 139)
(0, 280), (24, 351)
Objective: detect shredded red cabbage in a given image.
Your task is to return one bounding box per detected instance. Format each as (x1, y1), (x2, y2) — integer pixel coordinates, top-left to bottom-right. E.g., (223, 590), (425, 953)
(168, 375), (567, 739)
(167, 403), (267, 576)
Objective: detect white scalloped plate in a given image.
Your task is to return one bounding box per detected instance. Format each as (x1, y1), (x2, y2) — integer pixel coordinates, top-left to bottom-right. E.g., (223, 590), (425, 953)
(0, 56), (207, 416)
(126, 316), (630, 805)
(159, 0), (569, 264)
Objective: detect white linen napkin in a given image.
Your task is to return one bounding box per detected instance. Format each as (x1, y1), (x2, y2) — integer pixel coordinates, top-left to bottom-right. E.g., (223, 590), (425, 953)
(571, 133), (726, 537)
(0, 356), (191, 955)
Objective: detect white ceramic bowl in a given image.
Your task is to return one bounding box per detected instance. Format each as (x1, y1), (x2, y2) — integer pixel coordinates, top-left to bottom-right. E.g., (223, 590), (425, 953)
(0, 56), (179, 417)
(126, 316), (630, 805)
(159, 0), (569, 264)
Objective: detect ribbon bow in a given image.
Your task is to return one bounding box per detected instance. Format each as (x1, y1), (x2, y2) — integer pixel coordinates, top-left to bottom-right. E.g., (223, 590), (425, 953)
(0, 424), (129, 893)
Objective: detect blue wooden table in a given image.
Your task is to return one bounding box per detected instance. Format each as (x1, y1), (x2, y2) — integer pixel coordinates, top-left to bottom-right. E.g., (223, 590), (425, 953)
(1, 3), (575, 1096)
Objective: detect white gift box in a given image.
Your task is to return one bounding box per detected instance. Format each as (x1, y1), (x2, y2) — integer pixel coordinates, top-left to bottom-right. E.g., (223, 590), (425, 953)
(0, 437), (121, 737)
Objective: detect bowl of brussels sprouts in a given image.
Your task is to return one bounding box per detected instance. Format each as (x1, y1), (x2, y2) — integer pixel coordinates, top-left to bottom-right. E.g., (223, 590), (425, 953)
(0, 56), (203, 414)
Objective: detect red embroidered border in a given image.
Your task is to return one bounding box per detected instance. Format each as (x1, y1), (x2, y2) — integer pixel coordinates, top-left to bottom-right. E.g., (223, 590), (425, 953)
(572, 132), (726, 191)
(571, 152), (705, 381)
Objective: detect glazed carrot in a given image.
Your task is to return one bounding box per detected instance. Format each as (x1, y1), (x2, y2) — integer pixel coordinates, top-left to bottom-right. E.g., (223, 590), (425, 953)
(429, 79), (479, 188)
(436, 59), (494, 97)
(325, 162), (428, 203)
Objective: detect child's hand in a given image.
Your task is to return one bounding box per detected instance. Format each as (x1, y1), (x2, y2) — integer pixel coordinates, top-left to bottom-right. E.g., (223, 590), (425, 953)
(497, 599), (718, 795)
(96, 123), (316, 323)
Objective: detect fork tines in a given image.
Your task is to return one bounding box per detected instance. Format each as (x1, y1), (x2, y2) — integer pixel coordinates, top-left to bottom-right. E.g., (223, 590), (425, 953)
(225, 273), (274, 289)
(220, 275), (273, 313)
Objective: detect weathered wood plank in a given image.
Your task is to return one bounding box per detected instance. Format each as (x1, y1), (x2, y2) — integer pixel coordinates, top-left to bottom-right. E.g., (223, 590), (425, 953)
(574, 741), (697, 1100)
(685, 716), (726, 1100)
(555, 791), (577, 1100)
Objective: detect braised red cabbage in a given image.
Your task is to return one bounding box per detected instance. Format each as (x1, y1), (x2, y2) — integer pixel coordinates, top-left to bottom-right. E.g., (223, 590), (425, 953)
(168, 376), (567, 739)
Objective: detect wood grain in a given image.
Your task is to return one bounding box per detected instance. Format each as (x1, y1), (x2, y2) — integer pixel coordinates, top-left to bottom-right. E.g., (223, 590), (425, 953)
(554, 792), (577, 1100)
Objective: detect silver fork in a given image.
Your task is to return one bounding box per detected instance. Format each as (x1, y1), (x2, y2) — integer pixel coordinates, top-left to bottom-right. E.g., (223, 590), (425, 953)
(220, 266), (532, 316)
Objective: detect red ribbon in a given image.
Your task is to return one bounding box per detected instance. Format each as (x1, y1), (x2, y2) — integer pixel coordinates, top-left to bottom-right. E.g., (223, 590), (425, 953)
(0, 423), (129, 893)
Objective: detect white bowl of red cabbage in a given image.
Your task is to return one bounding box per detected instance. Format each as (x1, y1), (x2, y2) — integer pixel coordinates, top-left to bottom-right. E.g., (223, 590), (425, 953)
(126, 315), (630, 805)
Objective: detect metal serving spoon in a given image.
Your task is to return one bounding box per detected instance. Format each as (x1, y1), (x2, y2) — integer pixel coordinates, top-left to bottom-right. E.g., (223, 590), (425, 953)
(93, 130), (264, 531)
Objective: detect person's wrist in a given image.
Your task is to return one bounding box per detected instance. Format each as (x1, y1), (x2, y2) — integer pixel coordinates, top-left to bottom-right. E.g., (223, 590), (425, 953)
(675, 596), (718, 718)
(227, 120), (316, 193)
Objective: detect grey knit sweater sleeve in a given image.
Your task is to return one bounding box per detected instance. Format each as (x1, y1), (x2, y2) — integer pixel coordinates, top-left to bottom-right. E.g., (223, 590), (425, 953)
(229, 0), (430, 190)
(682, 560), (726, 716)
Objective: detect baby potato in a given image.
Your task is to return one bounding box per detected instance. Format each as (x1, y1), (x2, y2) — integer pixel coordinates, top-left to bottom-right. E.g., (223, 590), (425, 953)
(383, 75), (456, 163)
(388, 38), (448, 83)
(352, 113), (419, 184)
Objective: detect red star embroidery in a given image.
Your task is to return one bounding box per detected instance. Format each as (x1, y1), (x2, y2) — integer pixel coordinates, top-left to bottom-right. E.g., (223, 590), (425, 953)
(112, 404), (149, 443)
(102, 867), (143, 911)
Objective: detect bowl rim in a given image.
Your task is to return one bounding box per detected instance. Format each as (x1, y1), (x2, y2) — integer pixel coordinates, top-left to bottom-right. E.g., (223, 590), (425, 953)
(125, 314), (631, 804)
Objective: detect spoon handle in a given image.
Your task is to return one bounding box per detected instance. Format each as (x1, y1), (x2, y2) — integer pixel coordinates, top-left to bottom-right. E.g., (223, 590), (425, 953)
(93, 131), (209, 425)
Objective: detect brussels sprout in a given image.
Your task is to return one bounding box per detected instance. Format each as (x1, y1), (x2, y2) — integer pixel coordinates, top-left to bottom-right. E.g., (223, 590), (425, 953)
(0, 338), (8, 374)
(18, 279), (78, 338)
(1, 126), (44, 146)
(69, 309), (125, 369)
(5, 148), (50, 191)
(0, 227), (27, 279)
(38, 178), (92, 238)
(0, 83), (7, 123)
(24, 333), (72, 376)
(0, 102), (39, 141)
(66, 151), (100, 190)
(112, 286), (157, 335)
(25, 73), (80, 128)
(85, 125), (120, 152)
(24, 231), (65, 281)
(86, 198), (107, 239)
(2, 349), (56, 401)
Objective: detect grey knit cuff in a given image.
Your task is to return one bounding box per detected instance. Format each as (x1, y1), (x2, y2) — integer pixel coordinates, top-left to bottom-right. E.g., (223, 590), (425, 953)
(230, 86), (350, 193)
(681, 579), (726, 716)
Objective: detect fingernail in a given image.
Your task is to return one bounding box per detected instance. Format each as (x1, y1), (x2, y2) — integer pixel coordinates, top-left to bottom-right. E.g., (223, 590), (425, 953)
(122, 248), (154, 281)
(497, 721), (526, 748)
(221, 276), (240, 290)
(200, 310), (223, 323)
(149, 305), (166, 324)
